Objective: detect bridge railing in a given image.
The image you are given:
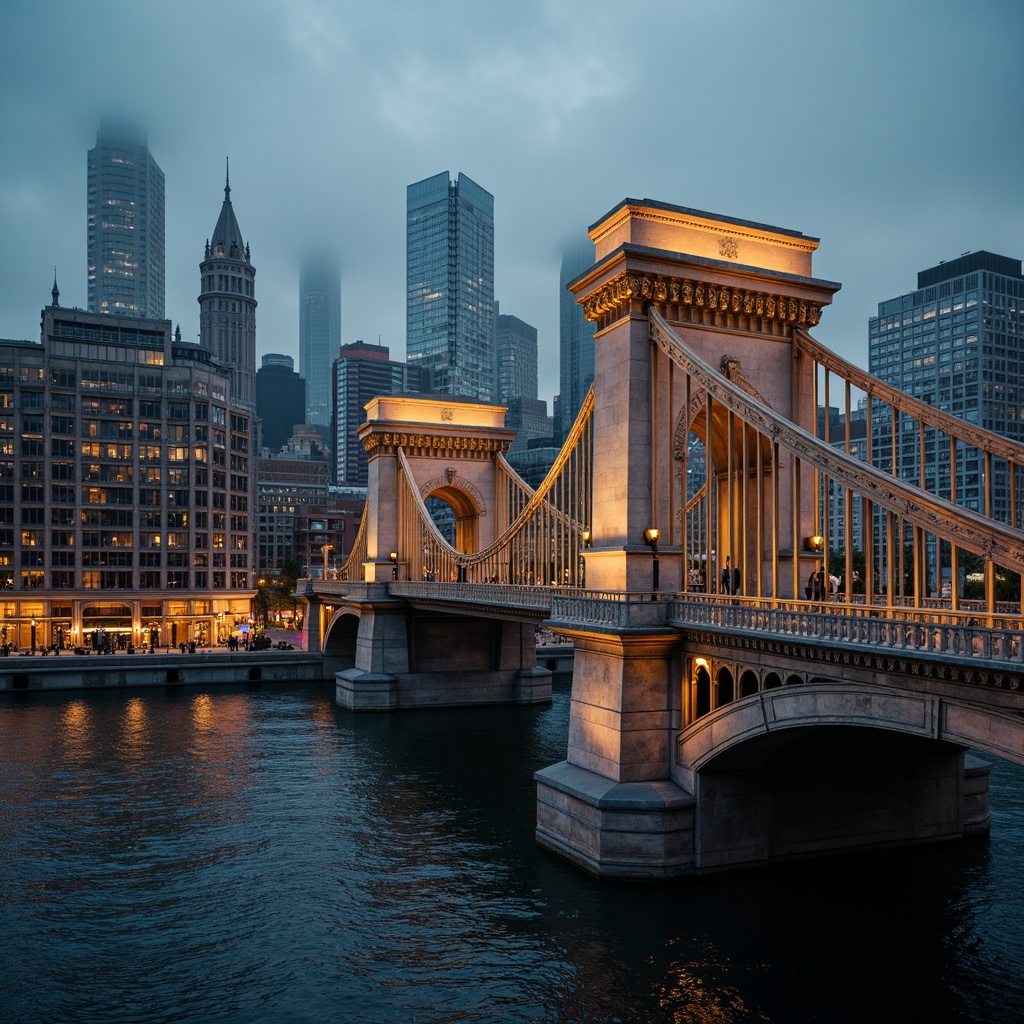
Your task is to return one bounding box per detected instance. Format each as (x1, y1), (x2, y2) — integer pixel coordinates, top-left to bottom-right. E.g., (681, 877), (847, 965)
(669, 594), (1024, 666)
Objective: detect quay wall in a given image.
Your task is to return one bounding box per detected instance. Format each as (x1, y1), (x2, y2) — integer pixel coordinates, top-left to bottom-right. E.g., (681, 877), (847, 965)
(0, 651), (327, 693)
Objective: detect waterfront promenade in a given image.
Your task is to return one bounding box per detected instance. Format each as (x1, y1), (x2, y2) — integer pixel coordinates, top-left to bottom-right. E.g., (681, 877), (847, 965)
(0, 626), (325, 693)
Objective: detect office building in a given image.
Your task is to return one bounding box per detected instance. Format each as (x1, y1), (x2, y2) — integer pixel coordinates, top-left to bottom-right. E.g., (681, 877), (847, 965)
(0, 294), (254, 651)
(406, 171), (494, 400)
(333, 341), (426, 486)
(299, 252), (341, 426)
(557, 236), (596, 441)
(505, 397), (552, 453)
(494, 309), (538, 405)
(256, 354), (305, 453)
(198, 165), (257, 411)
(869, 251), (1024, 527)
(87, 118), (165, 319)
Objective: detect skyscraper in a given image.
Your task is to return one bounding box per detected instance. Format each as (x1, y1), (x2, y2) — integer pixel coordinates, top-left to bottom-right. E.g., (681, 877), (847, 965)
(406, 171), (494, 400)
(87, 118), (165, 318)
(333, 341), (426, 486)
(869, 250), (1024, 525)
(557, 235), (596, 441)
(494, 309), (538, 404)
(256, 354), (305, 453)
(198, 164), (257, 411)
(299, 252), (341, 426)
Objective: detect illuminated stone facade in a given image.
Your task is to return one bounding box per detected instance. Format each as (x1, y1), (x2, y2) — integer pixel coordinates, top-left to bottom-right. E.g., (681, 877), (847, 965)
(0, 304), (255, 652)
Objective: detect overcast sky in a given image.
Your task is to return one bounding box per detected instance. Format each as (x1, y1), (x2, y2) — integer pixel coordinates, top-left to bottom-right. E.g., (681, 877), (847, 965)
(2, 0), (1022, 407)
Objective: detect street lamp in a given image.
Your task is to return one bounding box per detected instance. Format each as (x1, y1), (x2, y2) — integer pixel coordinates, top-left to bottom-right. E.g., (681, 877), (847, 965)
(30, 618), (36, 655)
(389, 551), (398, 581)
(580, 529), (591, 587)
(644, 527), (660, 597)
(322, 544), (334, 579)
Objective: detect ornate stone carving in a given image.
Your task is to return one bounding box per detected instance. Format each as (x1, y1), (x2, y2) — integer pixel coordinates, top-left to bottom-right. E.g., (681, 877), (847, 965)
(362, 432), (511, 455)
(720, 355), (768, 406)
(581, 268), (827, 337)
(718, 237), (739, 259)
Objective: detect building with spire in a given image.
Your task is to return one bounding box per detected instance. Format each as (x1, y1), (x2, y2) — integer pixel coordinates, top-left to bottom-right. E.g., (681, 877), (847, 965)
(299, 252), (341, 427)
(198, 162), (257, 411)
(87, 118), (165, 319)
(406, 171), (495, 400)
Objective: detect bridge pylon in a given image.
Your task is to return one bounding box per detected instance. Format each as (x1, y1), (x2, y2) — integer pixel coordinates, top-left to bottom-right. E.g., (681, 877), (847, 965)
(538, 198), (844, 878)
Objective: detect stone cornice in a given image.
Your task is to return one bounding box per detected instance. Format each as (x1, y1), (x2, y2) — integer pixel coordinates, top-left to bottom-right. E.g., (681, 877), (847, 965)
(582, 268), (826, 337)
(590, 204), (818, 256)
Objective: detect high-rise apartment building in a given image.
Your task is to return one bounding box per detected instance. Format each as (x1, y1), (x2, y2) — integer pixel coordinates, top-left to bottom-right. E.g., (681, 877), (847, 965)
(869, 251), (1024, 526)
(0, 296), (254, 651)
(406, 171), (494, 400)
(299, 252), (341, 426)
(87, 118), (165, 319)
(256, 354), (305, 453)
(333, 341), (426, 486)
(494, 309), (538, 405)
(557, 236), (596, 441)
(198, 166), (257, 412)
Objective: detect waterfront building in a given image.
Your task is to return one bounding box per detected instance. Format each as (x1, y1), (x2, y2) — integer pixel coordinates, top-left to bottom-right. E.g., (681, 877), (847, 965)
(299, 252), (341, 427)
(198, 165), (257, 412)
(557, 235), (596, 441)
(333, 341), (426, 486)
(406, 171), (494, 400)
(87, 118), (165, 319)
(494, 309), (538, 405)
(256, 353), (306, 453)
(255, 444), (331, 573)
(869, 251), (1024, 525)
(0, 294), (254, 651)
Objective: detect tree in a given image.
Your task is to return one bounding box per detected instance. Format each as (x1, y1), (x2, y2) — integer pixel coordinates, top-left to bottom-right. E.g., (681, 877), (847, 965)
(277, 556), (303, 625)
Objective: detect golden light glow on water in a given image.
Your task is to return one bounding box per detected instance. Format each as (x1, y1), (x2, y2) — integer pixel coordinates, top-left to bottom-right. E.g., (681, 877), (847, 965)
(191, 693), (215, 732)
(118, 697), (149, 767)
(59, 700), (92, 752)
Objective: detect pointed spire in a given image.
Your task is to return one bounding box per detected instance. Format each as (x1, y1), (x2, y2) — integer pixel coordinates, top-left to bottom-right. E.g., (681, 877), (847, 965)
(174, 324), (182, 344)
(225, 157), (230, 201)
(209, 159), (246, 259)
(51, 268), (59, 307)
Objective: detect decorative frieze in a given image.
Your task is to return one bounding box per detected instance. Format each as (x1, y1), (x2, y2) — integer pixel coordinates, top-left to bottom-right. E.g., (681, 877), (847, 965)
(582, 269), (824, 336)
(363, 431), (511, 455)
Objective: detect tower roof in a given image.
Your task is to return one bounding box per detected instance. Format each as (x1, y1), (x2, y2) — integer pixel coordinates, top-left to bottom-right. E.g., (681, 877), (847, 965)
(209, 159), (247, 259)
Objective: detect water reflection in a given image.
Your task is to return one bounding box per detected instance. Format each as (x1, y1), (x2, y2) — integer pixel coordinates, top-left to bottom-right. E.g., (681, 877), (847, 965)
(0, 681), (1021, 1024)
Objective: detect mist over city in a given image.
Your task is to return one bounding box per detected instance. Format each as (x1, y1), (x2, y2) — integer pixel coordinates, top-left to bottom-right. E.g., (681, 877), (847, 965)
(2, 0), (1022, 409)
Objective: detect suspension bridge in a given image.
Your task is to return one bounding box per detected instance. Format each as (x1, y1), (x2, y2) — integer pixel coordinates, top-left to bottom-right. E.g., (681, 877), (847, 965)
(301, 197), (1024, 878)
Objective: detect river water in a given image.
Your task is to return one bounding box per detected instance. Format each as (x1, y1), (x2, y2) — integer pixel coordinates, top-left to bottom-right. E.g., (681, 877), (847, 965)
(1, 679), (1022, 1024)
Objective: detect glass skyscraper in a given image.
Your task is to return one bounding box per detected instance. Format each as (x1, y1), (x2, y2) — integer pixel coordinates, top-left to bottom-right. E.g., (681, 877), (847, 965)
(558, 235), (596, 441)
(406, 171), (494, 400)
(87, 118), (165, 319)
(869, 250), (1024, 523)
(299, 252), (341, 426)
(494, 309), (538, 404)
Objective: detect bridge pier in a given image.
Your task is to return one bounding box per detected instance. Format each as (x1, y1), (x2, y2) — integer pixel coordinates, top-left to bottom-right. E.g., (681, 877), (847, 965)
(330, 595), (551, 711)
(535, 626), (697, 879)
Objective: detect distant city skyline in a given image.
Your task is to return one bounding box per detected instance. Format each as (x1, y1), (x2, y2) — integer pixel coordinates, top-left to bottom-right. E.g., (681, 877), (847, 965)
(2, 3), (1021, 412)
